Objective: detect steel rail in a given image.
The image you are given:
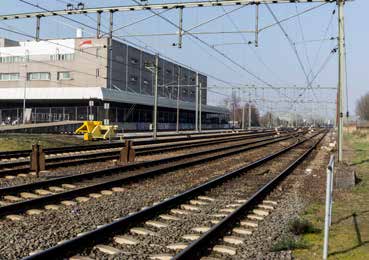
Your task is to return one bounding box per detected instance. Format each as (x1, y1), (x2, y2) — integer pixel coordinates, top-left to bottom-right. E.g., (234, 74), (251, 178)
(22, 130), (325, 260)
(174, 131), (326, 259)
(0, 131), (289, 177)
(0, 130), (273, 160)
(0, 132), (301, 217)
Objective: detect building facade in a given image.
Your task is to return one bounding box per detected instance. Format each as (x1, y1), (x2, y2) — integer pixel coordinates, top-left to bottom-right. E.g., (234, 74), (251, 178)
(0, 36), (229, 129)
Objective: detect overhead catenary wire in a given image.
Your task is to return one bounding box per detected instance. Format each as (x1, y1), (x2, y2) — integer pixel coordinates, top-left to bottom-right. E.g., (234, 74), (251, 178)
(127, 0), (295, 100)
(15, 0), (250, 89)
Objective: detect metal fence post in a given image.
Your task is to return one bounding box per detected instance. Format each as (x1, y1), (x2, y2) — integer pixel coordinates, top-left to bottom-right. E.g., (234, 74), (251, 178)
(323, 155), (335, 260)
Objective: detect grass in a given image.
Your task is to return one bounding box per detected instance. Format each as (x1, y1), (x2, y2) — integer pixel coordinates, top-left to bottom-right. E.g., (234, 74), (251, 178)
(272, 236), (308, 251)
(293, 133), (369, 259)
(0, 134), (92, 151)
(289, 218), (320, 235)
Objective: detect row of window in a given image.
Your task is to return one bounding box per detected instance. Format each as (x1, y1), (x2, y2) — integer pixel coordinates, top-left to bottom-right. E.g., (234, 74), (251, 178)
(0, 54), (75, 64)
(0, 72), (71, 81)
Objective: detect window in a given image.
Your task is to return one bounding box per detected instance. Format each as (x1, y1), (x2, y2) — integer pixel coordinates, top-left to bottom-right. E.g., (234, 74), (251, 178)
(0, 56), (25, 64)
(0, 73), (20, 81)
(28, 72), (50, 80)
(130, 58), (138, 64)
(57, 71), (71, 80)
(130, 76), (138, 82)
(50, 53), (75, 61)
(143, 79), (149, 85)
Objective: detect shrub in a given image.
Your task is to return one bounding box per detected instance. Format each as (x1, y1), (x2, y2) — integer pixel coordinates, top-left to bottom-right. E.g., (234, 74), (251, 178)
(272, 237), (308, 251)
(288, 218), (319, 235)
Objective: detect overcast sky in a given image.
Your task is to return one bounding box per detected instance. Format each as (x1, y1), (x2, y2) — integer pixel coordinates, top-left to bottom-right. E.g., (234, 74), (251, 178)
(0, 0), (365, 120)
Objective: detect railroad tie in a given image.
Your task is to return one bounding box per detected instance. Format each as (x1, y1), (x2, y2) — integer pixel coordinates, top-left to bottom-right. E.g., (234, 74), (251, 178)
(3, 195), (23, 202)
(113, 235), (139, 245)
(34, 189), (53, 195)
(170, 209), (191, 215)
(149, 254), (173, 260)
(232, 227), (252, 236)
(145, 220), (168, 229)
(48, 186), (65, 192)
(94, 244), (122, 255)
(20, 192), (39, 199)
(61, 200), (77, 206)
(181, 204), (201, 212)
(166, 242), (188, 250)
(191, 226), (211, 233)
(130, 227), (157, 236)
(212, 245), (237, 256)
(5, 214), (23, 221)
(182, 234), (200, 241)
(159, 214), (181, 221)
(223, 236), (245, 245)
(44, 204), (60, 210)
(26, 209), (44, 216)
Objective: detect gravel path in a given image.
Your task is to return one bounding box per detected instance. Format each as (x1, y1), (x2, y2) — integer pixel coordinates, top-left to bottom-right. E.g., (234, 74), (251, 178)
(0, 136), (300, 259)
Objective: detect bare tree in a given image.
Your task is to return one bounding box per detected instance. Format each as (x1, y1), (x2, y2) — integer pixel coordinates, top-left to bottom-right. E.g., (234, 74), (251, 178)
(223, 93), (260, 127)
(356, 92), (369, 120)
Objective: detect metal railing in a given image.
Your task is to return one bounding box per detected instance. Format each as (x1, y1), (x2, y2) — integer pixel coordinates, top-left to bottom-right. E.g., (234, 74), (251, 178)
(323, 154), (335, 260)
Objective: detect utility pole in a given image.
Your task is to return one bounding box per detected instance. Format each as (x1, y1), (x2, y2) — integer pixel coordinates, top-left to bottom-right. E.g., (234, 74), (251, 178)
(153, 54), (159, 140)
(242, 91), (245, 130)
(176, 67), (180, 133)
(22, 64), (28, 124)
(338, 0), (345, 162)
(199, 83), (202, 132)
(195, 73), (199, 132)
(108, 10), (114, 89)
(248, 90), (251, 130)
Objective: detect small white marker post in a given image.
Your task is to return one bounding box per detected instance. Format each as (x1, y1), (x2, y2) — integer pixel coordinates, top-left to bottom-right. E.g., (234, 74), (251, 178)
(323, 155), (335, 260)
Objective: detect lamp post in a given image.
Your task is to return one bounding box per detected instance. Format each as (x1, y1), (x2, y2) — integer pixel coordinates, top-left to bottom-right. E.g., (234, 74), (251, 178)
(22, 64), (28, 124)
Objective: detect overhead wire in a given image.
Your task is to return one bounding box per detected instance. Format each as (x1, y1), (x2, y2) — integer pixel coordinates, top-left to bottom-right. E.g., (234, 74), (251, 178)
(17, 0), (248, 88)
(128, 0), (294, 100)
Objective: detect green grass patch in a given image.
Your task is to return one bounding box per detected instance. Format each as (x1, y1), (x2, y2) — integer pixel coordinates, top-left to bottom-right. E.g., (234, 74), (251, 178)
(289, 218), (320, 235)
(0, 134), (93, 151)
(293, 133), (369, 259)
(272, 236), (308, 251)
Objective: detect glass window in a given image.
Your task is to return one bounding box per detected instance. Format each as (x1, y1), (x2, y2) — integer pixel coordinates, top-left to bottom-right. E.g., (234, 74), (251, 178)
(28, 72), (50, 80)
(57, 71), (71, 80)
(0, 73), (20, 81)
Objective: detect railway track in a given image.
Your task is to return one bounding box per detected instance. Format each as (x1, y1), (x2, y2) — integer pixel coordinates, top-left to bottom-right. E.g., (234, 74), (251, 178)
(0, 130), (275, 161)
(0, 130), (291, 178)
(20, 130), (326, 260)
(0, 131), (301, 219)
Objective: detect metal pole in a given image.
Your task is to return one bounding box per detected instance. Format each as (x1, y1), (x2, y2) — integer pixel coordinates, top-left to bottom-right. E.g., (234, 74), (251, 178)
(97, 11), (102, 38)
(153, 54), (159, 140)
(23, 64), (27, 124)
(176, 67), (180, 133)
(248, 90), (251, 130)
(35, 16), (41, 42)
(178, 8), (183, 48)
(255, 4), (259, 47)
(338, 0), (345, 162)
(199, 83), (202, 132)
(242, 91), (245, 130)
(108, 10), (114, 90)
(323, 155), (335, 260)
(232, 88), (235, 130)
(195, 72), (199, 132)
